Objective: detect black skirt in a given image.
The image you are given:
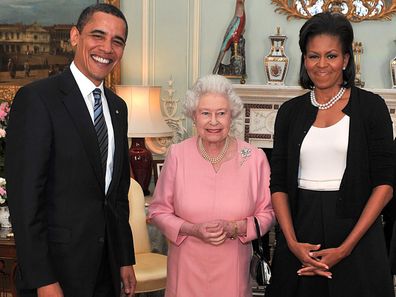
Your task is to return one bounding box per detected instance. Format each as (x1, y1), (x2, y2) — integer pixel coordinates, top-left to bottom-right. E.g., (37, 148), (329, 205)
(266, 189), (394, 297)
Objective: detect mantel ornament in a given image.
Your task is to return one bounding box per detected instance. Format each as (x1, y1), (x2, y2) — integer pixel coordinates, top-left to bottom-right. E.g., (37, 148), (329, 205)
(271, 0), (396, 22)
(264, 27), (289, 85)
(213, 0), (247, 84)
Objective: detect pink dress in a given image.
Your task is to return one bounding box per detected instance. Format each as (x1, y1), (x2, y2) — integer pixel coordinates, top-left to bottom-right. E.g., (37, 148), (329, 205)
(148, 137), (274, 297)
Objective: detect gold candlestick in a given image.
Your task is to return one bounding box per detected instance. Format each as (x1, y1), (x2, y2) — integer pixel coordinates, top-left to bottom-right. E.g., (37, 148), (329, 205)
(353, 41), (365, 87)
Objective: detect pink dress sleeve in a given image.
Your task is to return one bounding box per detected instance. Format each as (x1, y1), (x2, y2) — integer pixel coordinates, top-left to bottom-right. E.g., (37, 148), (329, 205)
(239, 148), (275, 243)
(148, 145), (187, 245)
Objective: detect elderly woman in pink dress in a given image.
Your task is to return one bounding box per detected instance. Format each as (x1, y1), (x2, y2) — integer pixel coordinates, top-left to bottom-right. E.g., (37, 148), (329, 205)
(148, 74), (275, 297)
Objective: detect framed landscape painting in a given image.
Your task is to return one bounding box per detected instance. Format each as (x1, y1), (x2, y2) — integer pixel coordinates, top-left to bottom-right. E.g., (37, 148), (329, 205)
(0, 0), (120, 100)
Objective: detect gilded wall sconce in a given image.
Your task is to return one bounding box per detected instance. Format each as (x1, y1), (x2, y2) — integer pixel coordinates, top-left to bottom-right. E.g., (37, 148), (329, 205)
(353, 41), (365, 87)
(391, 40), (396, 88)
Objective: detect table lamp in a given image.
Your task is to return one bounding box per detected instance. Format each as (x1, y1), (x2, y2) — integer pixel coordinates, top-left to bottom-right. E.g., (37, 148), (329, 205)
(115, 85), (172, 195)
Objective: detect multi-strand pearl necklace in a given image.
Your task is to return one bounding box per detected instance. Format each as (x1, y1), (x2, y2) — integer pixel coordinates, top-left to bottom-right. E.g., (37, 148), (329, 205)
(310, 87), (346, 110)
(198, 136), (230, 164)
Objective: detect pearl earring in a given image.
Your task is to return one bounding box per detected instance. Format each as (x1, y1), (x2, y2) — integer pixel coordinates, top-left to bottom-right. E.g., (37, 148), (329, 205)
(342, 66), (346, 71)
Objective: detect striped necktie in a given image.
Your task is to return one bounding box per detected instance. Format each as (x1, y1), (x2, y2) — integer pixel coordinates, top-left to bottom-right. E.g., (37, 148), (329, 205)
(93, 88), (108, 176)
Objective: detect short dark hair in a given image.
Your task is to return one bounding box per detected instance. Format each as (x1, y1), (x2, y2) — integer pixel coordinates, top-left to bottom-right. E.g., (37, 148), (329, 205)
(298, 12), (355, 89)
(76, 3), (128, 41)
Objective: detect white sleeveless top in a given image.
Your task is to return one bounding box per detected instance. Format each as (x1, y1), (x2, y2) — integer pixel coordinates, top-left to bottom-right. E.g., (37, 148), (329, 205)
(298, 115), (350, 191)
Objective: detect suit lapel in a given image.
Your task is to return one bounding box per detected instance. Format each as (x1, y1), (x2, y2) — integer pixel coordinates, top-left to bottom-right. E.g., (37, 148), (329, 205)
(106, 89), (123, 196)
(59, 69), (106, 193)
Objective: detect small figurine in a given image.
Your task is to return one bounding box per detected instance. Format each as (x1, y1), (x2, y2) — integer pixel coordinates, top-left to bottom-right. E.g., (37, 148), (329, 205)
(212, 0), (247, 84)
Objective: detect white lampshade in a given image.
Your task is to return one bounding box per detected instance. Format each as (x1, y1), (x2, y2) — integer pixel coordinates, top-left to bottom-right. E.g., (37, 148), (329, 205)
(115, 85), (173, 138)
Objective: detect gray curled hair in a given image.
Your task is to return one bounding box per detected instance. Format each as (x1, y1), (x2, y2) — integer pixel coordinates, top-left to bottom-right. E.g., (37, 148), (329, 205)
(183, 74), (243, 120)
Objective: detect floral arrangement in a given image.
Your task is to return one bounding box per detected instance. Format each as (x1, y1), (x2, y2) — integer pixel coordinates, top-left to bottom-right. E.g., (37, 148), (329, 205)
(0, 100), (10, 177)
(0, 178), (6, 205)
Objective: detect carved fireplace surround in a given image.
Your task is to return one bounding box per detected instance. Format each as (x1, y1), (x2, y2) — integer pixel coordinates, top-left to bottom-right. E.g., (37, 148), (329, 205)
(232, 85), (396, 148)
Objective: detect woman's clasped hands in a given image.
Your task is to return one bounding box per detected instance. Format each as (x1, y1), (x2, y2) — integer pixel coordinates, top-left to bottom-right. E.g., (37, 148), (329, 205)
(182, 220), (239, 245)
(192, 221), (228, 245)
(289, 241), (347, 279)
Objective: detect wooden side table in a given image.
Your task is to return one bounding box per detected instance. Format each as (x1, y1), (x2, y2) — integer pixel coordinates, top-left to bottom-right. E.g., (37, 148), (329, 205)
(0, 228), (17, 297)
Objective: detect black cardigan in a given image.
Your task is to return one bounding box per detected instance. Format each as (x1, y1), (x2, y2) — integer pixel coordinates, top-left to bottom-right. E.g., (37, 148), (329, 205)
(270, 86), (394, 218)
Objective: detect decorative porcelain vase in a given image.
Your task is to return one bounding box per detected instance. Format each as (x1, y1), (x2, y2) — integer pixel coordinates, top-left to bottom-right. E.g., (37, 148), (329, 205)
(264, 27), (289, 85)
(0, 206), (11, 228)
(129, 138), (153, 196)
(391, 55), (396, 88)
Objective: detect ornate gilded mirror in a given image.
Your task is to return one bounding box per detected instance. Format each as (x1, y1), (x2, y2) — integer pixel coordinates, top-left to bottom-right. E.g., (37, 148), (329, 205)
(271, 0), (396, 22)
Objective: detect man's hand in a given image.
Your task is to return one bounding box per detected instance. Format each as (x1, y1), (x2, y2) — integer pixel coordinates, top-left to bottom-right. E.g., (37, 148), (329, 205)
(121, 265), (136, 297)
(37, 282), (63, 297)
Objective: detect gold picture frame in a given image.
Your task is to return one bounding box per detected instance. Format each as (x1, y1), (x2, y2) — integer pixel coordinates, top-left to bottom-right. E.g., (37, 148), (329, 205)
(152, 159), (165, 185)
(0, 0), (121, 101)
(272, 0), (396, 22)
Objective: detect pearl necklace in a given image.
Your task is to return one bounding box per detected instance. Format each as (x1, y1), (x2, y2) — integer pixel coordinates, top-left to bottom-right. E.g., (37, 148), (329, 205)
(310, 87), (346, 110)
(198, 136), (230, 164)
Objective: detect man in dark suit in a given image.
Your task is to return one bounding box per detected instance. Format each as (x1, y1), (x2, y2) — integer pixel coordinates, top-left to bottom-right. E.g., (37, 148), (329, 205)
(5, 4), (136, 297)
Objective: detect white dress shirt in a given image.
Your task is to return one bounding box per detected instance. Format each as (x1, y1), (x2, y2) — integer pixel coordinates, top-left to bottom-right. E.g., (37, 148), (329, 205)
(70, 62), (115, 194)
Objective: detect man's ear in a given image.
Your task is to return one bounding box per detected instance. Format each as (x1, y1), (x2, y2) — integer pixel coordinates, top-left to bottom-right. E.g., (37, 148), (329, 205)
(70, 26), (80, 47)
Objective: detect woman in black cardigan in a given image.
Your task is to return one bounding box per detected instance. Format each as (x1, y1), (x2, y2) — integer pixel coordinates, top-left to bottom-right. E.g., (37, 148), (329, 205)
(387, 139), (396, 274)
(266, 12), (394, 297)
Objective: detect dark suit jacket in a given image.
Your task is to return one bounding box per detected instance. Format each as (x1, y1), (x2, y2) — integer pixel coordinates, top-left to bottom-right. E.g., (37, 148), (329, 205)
(5, 68), (135, 297)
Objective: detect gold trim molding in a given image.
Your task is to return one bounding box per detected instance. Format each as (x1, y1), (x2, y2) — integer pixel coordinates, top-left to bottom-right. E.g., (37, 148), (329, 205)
(271, 0), (396, 22)
(0, 86), (20, 102)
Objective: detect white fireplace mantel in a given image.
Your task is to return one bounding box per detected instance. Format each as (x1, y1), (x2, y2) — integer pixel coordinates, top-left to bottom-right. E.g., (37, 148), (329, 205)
(232, 84), (396, 148)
